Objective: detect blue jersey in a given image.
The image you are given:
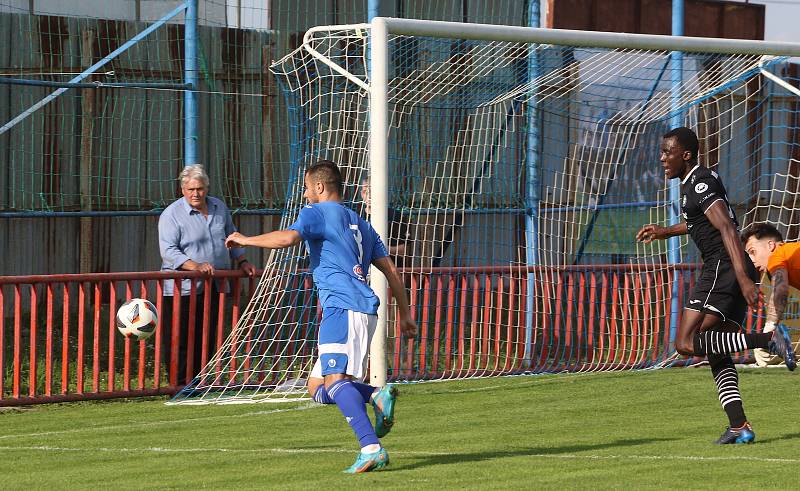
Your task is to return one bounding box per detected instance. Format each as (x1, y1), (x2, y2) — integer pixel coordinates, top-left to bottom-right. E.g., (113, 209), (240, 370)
(288, 201), (389, 314)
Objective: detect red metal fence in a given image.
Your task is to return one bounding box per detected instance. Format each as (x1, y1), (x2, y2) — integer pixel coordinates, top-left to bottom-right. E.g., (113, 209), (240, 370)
(0, 271), (257, 406)
(0, 264), (763, 406)
(390, 264), (762, 381)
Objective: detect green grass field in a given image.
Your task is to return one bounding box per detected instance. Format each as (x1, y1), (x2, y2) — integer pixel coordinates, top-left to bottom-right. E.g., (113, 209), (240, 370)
(1, 368), (798, 490)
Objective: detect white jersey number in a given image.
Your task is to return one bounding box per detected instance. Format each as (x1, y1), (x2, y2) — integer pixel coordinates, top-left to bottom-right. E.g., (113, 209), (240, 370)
(350, 224), (364, 263)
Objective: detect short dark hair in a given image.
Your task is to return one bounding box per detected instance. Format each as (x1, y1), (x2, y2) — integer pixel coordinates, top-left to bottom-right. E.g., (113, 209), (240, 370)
(741, 222), (784, 244)
(306, 159), (343, 195)
(663, 127), (699, 161)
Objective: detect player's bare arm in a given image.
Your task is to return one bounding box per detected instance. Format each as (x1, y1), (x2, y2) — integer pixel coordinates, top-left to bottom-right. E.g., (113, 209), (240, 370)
(766, 267), (789, 324)
(372, 256), (417, 337)
(225, 230), (302, 250)
(704, 200), (761, 309)
(635, 222), (688, 243)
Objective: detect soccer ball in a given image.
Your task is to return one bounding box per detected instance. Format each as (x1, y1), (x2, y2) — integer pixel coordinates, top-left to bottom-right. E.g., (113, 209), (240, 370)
(116, 298), (158, 340)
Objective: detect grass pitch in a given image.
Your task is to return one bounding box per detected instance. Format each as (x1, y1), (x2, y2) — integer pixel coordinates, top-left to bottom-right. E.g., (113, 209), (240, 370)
(1, 368), (798, 490)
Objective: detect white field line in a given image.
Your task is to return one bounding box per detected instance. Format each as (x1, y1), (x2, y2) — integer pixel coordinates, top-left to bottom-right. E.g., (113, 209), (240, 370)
(0, 445), (797, 465)
(1, 375), (610, 441)
(418, 371), (628, 394)
(0, 403), (320, 441)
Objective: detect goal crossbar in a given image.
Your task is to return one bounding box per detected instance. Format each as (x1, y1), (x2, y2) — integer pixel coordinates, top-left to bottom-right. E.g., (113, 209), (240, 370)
(373, 17), (800, 57)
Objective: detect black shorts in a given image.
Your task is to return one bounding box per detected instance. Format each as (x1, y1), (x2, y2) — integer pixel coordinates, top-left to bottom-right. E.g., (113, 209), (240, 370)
(686, 257), (759, 327)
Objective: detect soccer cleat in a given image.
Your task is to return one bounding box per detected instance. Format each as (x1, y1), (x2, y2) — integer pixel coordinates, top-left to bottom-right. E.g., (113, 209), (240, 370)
(715, 422), (756, 444)
(371, 385), (398, 438)
(767, 324), (797, 371)
(343, 448), (389, 473)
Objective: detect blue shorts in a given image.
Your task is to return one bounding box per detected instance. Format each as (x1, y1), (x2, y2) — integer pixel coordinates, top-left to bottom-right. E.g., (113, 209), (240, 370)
(315, 307), (378, 378)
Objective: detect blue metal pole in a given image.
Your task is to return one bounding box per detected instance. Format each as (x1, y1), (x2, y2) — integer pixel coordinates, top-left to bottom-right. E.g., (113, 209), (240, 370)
(0, 2), (189, 136)
(368, 0), (380, 21)
(184, 0), (199, 165)
(668, 0), (685, 352)
(367, 0), (382, 67)
(524, 0), (541, 366)
(0, 77), (192, 90)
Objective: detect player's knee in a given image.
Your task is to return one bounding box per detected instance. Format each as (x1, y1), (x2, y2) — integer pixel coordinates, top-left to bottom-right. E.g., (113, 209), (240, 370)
(675, 338), (695, 356)
(307, 376), (324, 398)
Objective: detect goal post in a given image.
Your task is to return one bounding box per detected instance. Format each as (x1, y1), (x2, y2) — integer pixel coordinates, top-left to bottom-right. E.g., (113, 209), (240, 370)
(369, 18), (391, 388)
(170, 18), (800, 404)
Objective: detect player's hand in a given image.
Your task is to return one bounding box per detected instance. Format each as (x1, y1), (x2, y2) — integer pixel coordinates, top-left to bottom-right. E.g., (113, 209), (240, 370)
(239, 260), (257, 277)
(636, 224), (666, 244)
(399, 318), (417, 337)
(225, 232), (249, 249)
(196, 262), (214, 276)
(740, 278), (762, 310)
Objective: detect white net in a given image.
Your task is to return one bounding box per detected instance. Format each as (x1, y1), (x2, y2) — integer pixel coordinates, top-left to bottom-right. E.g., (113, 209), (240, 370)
(171, 24), (800, 404)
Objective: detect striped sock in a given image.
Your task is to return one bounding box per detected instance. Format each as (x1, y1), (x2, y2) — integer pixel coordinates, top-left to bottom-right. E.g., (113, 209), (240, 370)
(709, 354), (746, 428)
(693, 331), (771, 355)
(314, 382), (375, 404)
(313, 385), (334, 404)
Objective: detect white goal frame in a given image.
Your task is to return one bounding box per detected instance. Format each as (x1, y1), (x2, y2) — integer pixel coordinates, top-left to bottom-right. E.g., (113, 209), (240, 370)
(163, 18), (800, 405)
(301, 17), (800, 388)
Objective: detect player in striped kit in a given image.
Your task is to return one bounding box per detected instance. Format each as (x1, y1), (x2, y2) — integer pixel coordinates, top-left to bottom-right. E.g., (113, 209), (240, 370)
(636, 127), (795, 444)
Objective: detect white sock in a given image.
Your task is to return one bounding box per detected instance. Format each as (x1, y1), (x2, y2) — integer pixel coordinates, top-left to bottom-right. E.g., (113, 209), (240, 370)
(361, 444), (381, 454)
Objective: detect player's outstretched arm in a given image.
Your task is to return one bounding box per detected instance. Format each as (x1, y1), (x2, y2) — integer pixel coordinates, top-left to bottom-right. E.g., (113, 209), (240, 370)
(766, 267), (789, 325)
(635, 222), (688, 243)
(372, 256), (418, 337)
(225, 230), (302, 250)
(705, 201), (761, 309)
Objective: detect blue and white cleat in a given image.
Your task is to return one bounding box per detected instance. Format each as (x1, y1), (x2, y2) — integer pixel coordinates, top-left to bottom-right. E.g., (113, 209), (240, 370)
(371, 385), (398, 438)
(343, 448), (389, 473)
(715, 422), (755, 444)
(768, 324), (797, 372)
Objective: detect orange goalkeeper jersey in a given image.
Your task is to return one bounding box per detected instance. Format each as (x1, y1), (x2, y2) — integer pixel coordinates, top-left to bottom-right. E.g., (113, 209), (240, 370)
(767, 242), (800, 289)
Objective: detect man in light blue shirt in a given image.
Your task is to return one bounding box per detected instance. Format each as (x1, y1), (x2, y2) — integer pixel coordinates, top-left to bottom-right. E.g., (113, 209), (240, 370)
(158, 164), (256, 383)
(226, 160), (416, 473)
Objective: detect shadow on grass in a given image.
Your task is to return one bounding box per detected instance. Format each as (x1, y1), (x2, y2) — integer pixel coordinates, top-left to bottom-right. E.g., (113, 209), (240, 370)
(751, 431), (800, 444)
(392, 437), (677, 471)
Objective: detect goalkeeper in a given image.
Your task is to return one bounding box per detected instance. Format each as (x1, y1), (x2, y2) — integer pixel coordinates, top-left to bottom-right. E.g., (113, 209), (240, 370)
(742, 223), (800, 367)
(225, 159), (417, 473)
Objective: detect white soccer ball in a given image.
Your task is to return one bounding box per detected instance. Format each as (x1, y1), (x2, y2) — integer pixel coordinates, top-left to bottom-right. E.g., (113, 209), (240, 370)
(116, 298), (159, 340)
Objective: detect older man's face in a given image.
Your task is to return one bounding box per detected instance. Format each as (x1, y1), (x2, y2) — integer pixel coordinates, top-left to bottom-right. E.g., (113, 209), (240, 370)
(182, 178), (208, 210)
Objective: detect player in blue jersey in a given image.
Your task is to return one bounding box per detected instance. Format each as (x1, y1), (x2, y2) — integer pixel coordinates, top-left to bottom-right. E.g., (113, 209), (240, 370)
(225, 160), (417, 473)
(636, 127), (795, 445)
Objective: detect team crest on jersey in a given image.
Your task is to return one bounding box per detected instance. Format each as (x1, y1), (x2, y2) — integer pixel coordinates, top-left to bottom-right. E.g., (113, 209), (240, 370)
(353, 264), (365, 282)
(694, 182), (708, 194)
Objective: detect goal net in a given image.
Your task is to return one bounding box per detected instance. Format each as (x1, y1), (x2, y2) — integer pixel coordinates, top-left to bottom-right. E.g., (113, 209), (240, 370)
(171, 19), (800, 404)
